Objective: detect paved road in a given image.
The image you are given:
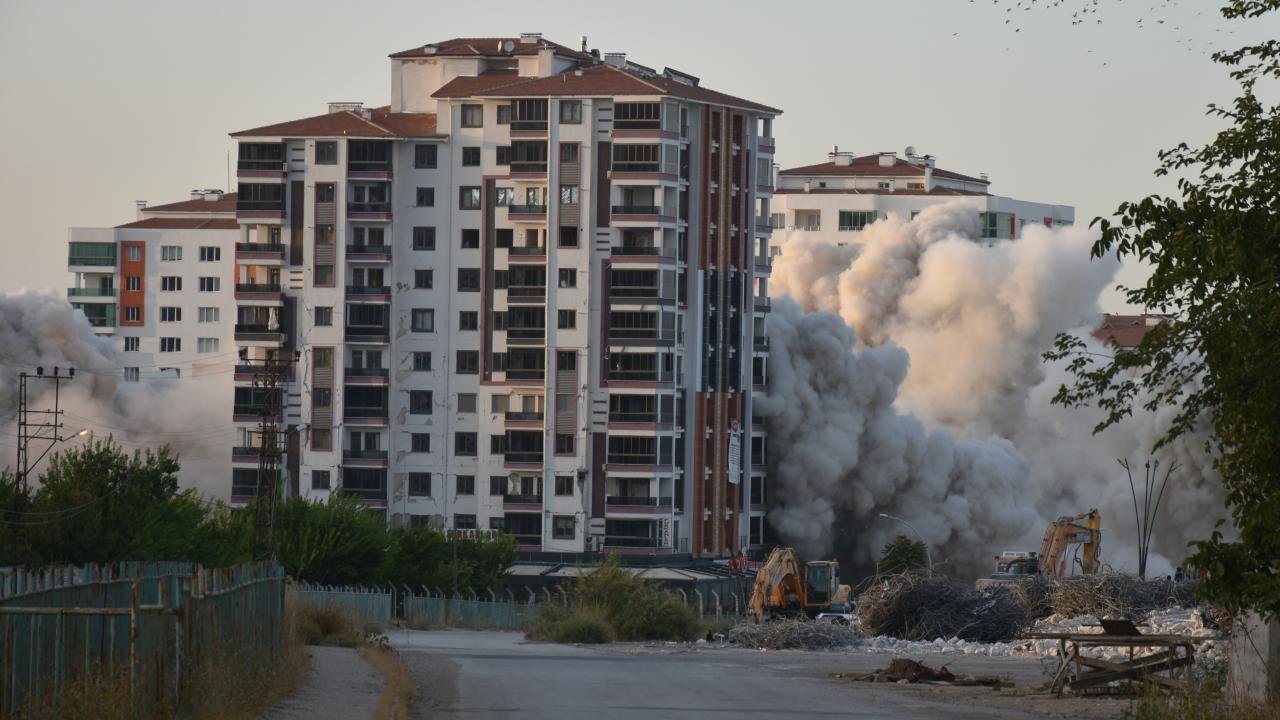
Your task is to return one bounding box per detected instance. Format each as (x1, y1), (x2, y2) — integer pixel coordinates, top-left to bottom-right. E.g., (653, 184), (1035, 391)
(268, 645), (382, 720)
(390, 630), (1126, 720)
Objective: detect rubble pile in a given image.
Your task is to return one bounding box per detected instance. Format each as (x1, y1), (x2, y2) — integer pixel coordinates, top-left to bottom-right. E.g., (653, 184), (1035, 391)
(726, 619), (862, 650)
(1042, 575), (1197, 620)
(857, 573), (1029, 643)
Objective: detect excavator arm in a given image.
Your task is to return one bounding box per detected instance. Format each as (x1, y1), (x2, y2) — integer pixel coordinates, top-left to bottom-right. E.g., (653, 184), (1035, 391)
(1038, 509), (1101, 577)
(747, 547), (805, 621)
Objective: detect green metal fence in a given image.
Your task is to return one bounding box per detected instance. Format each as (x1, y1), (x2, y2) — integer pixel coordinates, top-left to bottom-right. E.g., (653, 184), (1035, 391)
(0, 561), (285, 719)
(289, 582), (392, 626)
(403, 592), (539, 631)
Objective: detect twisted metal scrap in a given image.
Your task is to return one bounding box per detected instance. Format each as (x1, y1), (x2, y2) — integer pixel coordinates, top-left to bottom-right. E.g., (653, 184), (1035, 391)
(856, 573), (1029, 643)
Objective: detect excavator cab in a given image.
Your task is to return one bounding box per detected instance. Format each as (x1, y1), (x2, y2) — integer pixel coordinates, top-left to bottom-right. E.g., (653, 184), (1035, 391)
(804, 561), (835, 607)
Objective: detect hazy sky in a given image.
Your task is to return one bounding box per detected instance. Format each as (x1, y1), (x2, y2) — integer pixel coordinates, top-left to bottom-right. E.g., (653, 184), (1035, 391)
(1, 0), (1272, 310)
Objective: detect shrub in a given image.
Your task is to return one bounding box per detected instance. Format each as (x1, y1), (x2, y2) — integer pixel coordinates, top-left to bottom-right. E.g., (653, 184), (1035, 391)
(549, 607), (613, 644)
(291, 598), (364, 647)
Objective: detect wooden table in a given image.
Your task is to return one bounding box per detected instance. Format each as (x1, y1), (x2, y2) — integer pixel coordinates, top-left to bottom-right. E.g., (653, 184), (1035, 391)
(1023, 631), (1199, 695)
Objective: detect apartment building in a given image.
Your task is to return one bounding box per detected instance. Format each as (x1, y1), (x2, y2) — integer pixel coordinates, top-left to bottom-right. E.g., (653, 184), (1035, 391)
(227, 34), (779, 557)
(67, 191), (239, 381)
(771, 147), (1073, 248)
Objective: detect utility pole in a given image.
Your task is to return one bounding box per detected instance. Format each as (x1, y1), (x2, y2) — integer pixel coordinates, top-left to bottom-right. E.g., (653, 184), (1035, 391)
(15, 367), (75, 493)
(251, 353), (293, 561)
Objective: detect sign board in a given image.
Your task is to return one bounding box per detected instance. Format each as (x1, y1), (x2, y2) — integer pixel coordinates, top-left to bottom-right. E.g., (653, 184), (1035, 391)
(727, 422), (742, 485)
(660, 518), (672, 547)
(588, 517), (606, 534)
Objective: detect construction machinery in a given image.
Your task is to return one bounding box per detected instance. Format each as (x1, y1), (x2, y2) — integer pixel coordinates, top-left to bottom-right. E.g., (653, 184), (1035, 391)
(977, 510), (1102, 588)
(747, 547), (852, 621)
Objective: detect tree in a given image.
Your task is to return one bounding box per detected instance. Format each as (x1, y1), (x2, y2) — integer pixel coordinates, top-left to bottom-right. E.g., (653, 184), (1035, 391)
(1046, 0), (1280, 619)
(878, 535), (929, 575)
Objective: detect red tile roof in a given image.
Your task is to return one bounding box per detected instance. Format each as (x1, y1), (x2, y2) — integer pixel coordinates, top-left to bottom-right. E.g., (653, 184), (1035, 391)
(774, 187), (988, 197)
(117, 218), (240, 230)
(390, 37), (592, 61)
(1092, 313), (1170, 349)
(138, 193), (238, 214)
(781, 155), (987, 184)
(231, 106), (439, 139)
(433, 62), (779, 113)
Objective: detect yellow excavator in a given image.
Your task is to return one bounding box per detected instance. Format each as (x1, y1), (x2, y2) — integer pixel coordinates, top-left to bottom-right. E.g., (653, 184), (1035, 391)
(747, 547), (852, 621)
(976, 509), (1102, 588)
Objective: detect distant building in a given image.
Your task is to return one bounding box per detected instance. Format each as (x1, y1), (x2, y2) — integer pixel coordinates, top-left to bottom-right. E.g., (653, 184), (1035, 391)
(67, 191), (238, 382)
(769, 148), (1073, 248)
(1092, 313), (1171, 349)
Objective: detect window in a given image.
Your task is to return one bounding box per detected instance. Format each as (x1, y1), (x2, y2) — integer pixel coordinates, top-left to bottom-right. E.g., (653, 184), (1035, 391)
(313, 141), (337, 164)
(413, 226), (436, 250)
(837, 210), (878, 231)
(125, 246), (141, 262)
(313, 388), (331, 408)
(120, 337), (139, 352)
(559, 226), (578, 247)
(416, 187), (435, 207)
(560, 186), (578, 204)
(457, 393), (476, 413)
(555, 475), (573, 496)
(489, 434), (506, 455)
(199, 277), (219, 292)
(456, 350), (479, 375)
(161, 276), (181, 292)
(414, 144), (437, 169)
(315, 184), (335, 202)
(414, 269), (433, 289)
(459, 187), (481, 210)
(161, 246), (181, 261)
(160, 337), (181, 353)
(558, 268), (577, 288)
(123, 367), (140, 382)
(489, 476), (506, 496)
(315, 265), (334, 286)
(124, 306), (140, 322)
(462, 147), (480, 166)
(455, 433), (477, 457)
(560, 143), (579, 163)
(495, 188), (514, 207)
(126, 276), (141, 291)
(313, 348), (333, 368)
(557, 350), (576, 370)
(453, 513), (477, 530)
(555, 434), (574, 454)
(412, 308), (435, 332)
(460, 104), (483, 127)
(314, 306), (332, 326)
(199, 246), (221, 262)
(411, 433), (431, 452)
(497, 105), (512, 124)
(160, 307), (181, 322)
(409, 473), (431, 497)
(877, 181), (892, 190)
(457, 268), (480, 291)
(412, 351), (432, 371)
(460, 229), (480, 249)
(496, 146), (511, 166)
(559, 100), (582, 124)
(491, 311), (506, 330)
(459, 311), (478, 331)
(557, 309), (576, 329)
(197, 338), (219, 353)
(552, 516), (575, 540)
(456, 475), (475, 495)
(312, 470), (331, 490)
(311, 428), (331, 450)
(198, 307), (219, 323)
(410, 390), (433, 415)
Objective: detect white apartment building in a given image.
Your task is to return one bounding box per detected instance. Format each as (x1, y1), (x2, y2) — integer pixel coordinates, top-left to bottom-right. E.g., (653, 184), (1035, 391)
(67, 191), (239, 381)
(770, 147), (1073, 248)
(227, 34), (780, 557)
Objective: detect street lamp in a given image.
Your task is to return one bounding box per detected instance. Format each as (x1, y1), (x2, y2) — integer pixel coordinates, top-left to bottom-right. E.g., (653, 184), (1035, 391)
(878, 512), (932, 575)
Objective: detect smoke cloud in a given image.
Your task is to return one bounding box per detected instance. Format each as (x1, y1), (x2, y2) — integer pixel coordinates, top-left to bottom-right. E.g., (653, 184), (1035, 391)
(0, 291), (231, 498)
(764, 204), (1224, 578)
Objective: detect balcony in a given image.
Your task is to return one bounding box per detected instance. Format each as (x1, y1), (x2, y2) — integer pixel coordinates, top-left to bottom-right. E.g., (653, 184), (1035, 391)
(67, 287), (115, 299)
(606, 453), (658, 466)
(347, 161), (393, 180)
(605, 497), (674, 514)
(506, 285), (545, 303)
(505, 369), (545, 381)
(508, 246), (547, 257)
(235, 242), (284, 261)
(237, 160), (285, 172)
(611, 204), (660, 215)
(231, 446), (260, 459)
(345, 285), (391, 297)
(754, 336), (770, 351)
(504, 411), (544, 422)
(344, 406), (388, 419)
(343, 448), (388, 461)
(507, 204), (547, 220)
(503, 494), (542, 505)
(753, 255), (773, 272)
(510, 120), (548, 132)
(504, 452), (543, 465)
(607, 328), (660, 342)
(336, 486), (386, 502)
(758, 137), (776, 153)
(237, 200), (285, 213)
(509, 162), (548, 176)
(234, 324), (285, 343)
(345, 244), (392, 262)
(67, 245), (117, 268)
(754, 296), (772, 313)
(788, 224), (821, 232)
(506, 328), (545, 345)
(603, 536), (661, 548)
(344, 367), (388, 378)
(608, 412), (658, 424)
(347, 202), (392, 221)
(344, 326), (390, 344)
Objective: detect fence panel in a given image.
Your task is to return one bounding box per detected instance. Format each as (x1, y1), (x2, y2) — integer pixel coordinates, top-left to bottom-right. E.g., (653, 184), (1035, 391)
(289, 583), (392, 626)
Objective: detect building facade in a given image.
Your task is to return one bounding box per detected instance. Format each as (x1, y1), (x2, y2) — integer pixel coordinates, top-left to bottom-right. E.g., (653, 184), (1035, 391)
(771, 148), (1073, 248)
(225, 34), (779, 557)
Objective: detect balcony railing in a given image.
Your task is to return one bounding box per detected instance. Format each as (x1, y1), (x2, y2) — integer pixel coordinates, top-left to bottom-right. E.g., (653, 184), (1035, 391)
(606, 371), (660, 382)
(504, 411), (544, 422)
(343, 449), (388, 460)
(607, 328), (658, 341)
(788, 224), (821, 231)
(505, 369), (545, 380)
(237, 160), (284, 171)
(611, 162), (660, 173)
(232, 446), (260, 457)
(345, 244), (391, 256)
(605, 496), (674, 508)
(608, 413), (657, 424)
(345, 285), (391, 295)
(503, 494), (542, 504)
(754, 297), (771, 310)
(348, 202), (391, 214)
(348, 160), (392, 174)
(508, 246), (547, 256)
(754, 336), (770, 351)
(612, 245), (662, 256)
(509, 162), (547, 174)
(506, 328), (545, 343)
(84, 316), (116, 328)
(235, 283), (282, 294)
(510, 120), (548, 131)
(67, 255), (116, 267)
(336, 486), (385, 501)
(236, 242), (284, 254)
(504, 452), (543, 464)
(234, 324), (277, 334)
(507, 204), (547, 215)
(237, 201), (284, 212)
(603, 536), (660, 548)
(344, 367), (388, 378)
(506, 285), (546, 298)
(607, 453), (657, 465)
(67, 287), (116, 297)
(344, 326), (390, 342)
(609, 287), (660, 299)
(344, 406), (388, 419)
(611, 204), (661, 215)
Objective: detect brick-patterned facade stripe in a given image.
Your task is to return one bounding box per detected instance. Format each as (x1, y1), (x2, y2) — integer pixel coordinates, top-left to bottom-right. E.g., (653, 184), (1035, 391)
(780, 156), (989, 184)
(231, 106), (440, 139)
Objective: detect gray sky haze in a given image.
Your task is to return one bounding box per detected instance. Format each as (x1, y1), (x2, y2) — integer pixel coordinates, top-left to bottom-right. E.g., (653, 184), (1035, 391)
(2, 0), (1274, 310)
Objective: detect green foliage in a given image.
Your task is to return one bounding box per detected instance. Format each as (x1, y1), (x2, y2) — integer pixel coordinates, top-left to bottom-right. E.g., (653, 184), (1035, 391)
(380, 526), (515, 595)
(527, 556), (701, 644)
(1044, 0), (1280, 621)
(877, 535), (929, 576)
(546, 606), (612, 644)
(272, 494), (385, 586)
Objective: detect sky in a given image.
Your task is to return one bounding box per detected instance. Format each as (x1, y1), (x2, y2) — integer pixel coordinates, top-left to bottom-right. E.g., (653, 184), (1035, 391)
(0, 0), (1273, 310)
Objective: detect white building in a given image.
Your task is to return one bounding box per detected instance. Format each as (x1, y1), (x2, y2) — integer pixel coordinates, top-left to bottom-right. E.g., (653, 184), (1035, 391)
(67, 191), (239, 382)
(226, 34), (780, 557)
(770, 148), (1073, 247)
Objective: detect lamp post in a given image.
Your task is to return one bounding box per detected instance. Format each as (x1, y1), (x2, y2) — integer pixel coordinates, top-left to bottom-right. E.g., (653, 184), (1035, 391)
(878, 512), (932, 575)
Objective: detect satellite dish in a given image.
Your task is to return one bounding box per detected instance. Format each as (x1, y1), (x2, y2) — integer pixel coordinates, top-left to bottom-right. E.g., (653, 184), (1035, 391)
(904, 145), (917, 157)
(503, 40), (515, 52)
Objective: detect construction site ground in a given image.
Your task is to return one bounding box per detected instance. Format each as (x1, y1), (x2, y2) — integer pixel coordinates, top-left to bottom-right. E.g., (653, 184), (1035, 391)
(392, 629), (1131, 719)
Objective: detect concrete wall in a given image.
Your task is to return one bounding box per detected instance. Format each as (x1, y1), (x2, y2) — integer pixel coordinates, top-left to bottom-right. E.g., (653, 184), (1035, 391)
(1229, 612), (1280, 705)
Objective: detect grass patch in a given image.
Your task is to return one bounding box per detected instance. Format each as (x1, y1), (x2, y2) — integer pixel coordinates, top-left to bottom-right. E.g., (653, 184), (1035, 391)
(1123, 681), (1280, 720)
(526, 556), (701, 644)
(291, 596), (368, 647)
(21, 672), (132, 720)
(359, 643), (417, 720)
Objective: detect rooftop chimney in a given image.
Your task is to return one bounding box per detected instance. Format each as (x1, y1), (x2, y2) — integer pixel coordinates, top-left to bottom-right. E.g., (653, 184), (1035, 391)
(135, 200), (147, 221)
(878, 152), (897, 167)
(190, 189), (204, 200)
(328, 101), (364, 114)
(580, 35), (588, 52)
(603, 52), (627, 68)
(829, 145), (854, 166)
(519, 32), (542, 44)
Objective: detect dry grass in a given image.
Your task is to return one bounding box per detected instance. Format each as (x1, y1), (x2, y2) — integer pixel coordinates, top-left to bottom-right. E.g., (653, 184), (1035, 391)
(1124, 681), (1280, 720)
(20, 671), (132, 720)
(290, 595), (366, 647)
(359, 644), (417, 720)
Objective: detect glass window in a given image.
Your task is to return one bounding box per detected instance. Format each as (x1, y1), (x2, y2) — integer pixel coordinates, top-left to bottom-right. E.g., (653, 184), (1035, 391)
(555, 433), (574, 454)
(313, 348), (333, 368)
(414, 269), (433, 289)
(161, 246), (181, 261)
(459, 311), (478, 331)
(416, 187), (435, 207)
(457, 393), (477, 413)
(457, 268), (480, 291)
(315, 141), (337, 164)
(409, 472), (431, 496)
(199, 246), (221, 262)
(160, 307), (180, 322)
(412, 308), (435, 332)
(559, 226), (578, 247)
(460, 229), (480, 249)
(314, 306), (332, 326)
(412, 351), (432, 371)
(410, 390), (433, 414)
(560, 144), (579, 163)
(456, 350), (479, 374)
(455, 434), (477, 457)
(496, 146), (511, 166)
(496, 105), (511, 124)
(558, 309), (576, 329)
(495, 188), (514, 206)
(414, 144), (437, 169)
(560, 186), (578, 204)
(558, 268), (576, 288)
(159, 337), (181, 353)
(460, 105), (483, 128)
(197, 338), (219, 353)
(490, 476), (506, 496)
(311, 428), (331, 450)
(312, 470), (331, 489)
(553, 516), (575, 539)
(413, 226), (436, 250)
(161, 276), (181, 291)
(199, 277), (219, 292)
(559, 100), (582, 124)
(462, 147), (480, 166)
(555, 476), (573, 495)
(454, 513), (476, 530)
(123, 337), (139, 352)
(459, 187), (481, 210)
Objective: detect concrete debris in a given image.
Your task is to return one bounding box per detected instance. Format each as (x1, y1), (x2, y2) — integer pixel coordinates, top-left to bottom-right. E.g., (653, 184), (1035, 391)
(1041, 575), (1198, 620)
(727, 619), (862, 650)
(857, 573), (1028, 643)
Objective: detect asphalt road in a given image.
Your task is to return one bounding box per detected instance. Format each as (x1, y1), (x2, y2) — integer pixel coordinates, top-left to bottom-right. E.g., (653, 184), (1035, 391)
(391, 630), (1127, 720)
